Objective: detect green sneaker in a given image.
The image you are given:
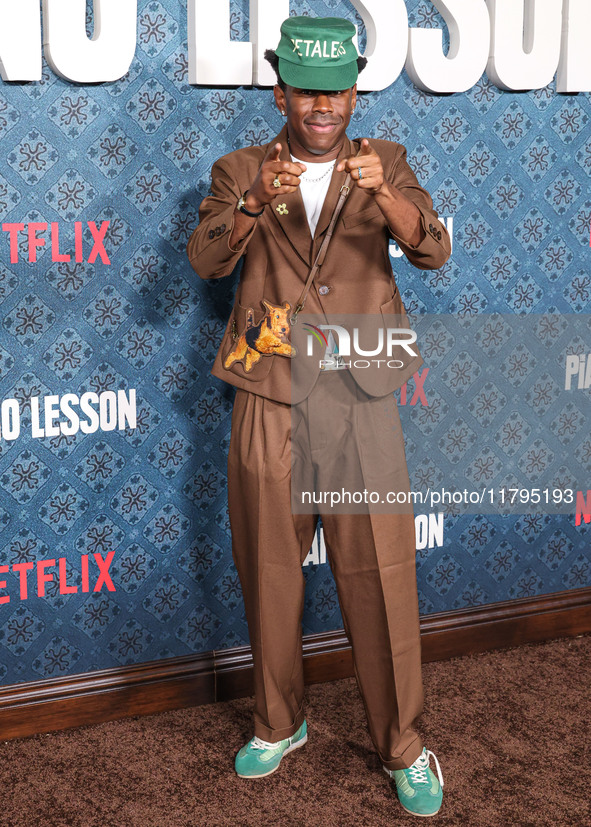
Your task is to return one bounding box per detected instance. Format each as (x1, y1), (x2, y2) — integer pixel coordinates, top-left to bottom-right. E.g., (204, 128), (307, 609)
(384, 747), (444, 817)
(235, 720), (307, 779)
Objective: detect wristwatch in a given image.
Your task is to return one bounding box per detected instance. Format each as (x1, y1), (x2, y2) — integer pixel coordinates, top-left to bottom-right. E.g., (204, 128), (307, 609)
(237, 192), (265, 218)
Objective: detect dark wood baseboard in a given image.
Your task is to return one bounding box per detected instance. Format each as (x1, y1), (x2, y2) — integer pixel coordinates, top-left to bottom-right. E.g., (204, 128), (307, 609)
(1, 587), (589, 741)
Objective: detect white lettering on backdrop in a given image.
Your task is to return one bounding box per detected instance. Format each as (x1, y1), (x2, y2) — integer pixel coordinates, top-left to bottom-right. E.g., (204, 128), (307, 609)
(189, 0), (591, 93)
(44, 0), (137, 83)
(556, 0), (591, 92)
(0, 1), (41, 81)
(0, 0), (589, 92)
(485, 0), (563, 91)
(0, 0), (137, 83)
(406, 0), (491, 94)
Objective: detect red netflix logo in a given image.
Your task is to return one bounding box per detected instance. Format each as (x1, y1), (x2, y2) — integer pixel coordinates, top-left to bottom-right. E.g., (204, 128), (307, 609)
(2, 221), (111, 264)
(0, 552), (116, 603)
(398, 368), (429, 406)
(575, 490), (591, 526)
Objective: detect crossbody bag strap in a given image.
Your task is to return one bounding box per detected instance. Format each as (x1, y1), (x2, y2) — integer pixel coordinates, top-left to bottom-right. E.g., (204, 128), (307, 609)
(289, 173), (352, 326)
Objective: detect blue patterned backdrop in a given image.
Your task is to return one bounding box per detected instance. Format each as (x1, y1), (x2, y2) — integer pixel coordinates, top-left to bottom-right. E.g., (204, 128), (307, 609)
(0, 0), (588, 687)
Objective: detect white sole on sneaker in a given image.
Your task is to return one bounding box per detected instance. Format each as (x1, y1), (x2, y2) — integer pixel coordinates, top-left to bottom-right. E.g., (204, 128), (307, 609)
(236, 732), (308, 779)
(398, 802), (442, 818)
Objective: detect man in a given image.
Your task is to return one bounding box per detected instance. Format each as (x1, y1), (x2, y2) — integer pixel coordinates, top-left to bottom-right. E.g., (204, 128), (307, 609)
(187, 16), (450, 818)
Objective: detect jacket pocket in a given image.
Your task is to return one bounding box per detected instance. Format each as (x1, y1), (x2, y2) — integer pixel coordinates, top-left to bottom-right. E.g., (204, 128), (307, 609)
(221, 300), (290, 381)
(380, 293), (409, 329)
(342, 203), (383, 229)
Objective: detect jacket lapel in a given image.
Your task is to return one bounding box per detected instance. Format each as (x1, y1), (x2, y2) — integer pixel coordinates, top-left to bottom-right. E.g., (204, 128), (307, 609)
(264, 130), (359, 267)
(266, 127), (312, 266)
(312, 135), (358, 254)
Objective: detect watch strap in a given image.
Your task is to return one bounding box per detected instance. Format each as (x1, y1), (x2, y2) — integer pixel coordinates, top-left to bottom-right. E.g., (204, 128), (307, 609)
(238, 192), (264, 218)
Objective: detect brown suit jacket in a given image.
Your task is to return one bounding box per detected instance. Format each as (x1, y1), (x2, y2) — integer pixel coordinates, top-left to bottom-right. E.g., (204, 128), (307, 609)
(187, 125), (451, 404)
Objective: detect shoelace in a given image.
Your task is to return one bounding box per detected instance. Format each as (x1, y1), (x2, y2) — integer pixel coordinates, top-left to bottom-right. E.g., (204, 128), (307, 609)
(408, 750), (445, 789)
(250, 735), (282, 750)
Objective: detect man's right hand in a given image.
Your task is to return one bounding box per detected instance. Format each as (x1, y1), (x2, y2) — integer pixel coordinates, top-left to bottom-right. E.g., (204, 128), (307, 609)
(244, 143), (307, 212)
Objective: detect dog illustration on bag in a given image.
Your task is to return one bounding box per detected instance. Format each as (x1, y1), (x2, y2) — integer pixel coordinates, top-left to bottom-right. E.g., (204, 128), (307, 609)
(224, 300), (296, 372)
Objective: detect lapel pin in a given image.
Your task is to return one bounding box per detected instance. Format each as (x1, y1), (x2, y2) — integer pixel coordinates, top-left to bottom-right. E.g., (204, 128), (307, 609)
(276, 203), (288, 215)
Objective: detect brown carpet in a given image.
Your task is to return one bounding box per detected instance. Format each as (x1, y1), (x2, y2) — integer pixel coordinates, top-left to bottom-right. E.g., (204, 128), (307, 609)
(0, 635), (589, 827)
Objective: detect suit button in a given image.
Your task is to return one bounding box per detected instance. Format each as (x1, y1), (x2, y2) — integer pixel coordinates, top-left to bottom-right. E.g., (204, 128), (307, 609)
(208, 230), (215, 239)
(437, 231), (442, 240)
(429, 224), (434, 233)
(318, 285), (330, 295)
(215, 226), (223, 236)
(220, 223), (226, 232)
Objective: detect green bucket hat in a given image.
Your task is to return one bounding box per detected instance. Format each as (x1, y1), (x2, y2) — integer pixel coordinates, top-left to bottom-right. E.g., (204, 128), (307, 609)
(275, 16), (359, 91)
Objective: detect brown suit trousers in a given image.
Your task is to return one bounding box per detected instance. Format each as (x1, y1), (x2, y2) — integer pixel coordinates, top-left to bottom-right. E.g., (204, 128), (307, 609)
(228, 371), (424, 771)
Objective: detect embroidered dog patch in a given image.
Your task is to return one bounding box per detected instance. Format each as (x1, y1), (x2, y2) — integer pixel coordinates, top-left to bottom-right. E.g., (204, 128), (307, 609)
(224, 300), (296, 372)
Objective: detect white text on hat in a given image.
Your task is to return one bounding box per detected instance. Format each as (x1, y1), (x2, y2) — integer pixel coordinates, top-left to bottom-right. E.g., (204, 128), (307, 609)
(290, 39), (347, 59)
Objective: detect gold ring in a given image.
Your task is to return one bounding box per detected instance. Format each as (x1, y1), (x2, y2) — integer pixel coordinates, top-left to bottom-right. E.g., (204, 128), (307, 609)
(273, 174), (282, 188)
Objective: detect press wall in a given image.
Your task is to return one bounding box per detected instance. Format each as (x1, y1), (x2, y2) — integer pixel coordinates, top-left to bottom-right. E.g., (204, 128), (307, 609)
(0, 0), (589, 688)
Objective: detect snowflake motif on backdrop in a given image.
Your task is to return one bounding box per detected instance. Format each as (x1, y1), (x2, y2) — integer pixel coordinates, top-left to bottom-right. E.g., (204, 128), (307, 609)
(1, 451), (51, 504)
(47, 92), (101, 140)
(0, 607), (44, 656)
(8, 129), (59, 184)
(39, 482), (89, 535)
(143, 503), (190, 553)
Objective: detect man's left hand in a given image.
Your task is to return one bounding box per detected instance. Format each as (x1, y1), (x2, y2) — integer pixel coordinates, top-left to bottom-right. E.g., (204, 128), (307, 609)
(336, 139), (384, 196)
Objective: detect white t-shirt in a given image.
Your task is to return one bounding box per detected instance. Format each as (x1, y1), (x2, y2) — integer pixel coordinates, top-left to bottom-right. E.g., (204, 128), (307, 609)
(291, 154), (346, 370)
(291, 154), (336, 236)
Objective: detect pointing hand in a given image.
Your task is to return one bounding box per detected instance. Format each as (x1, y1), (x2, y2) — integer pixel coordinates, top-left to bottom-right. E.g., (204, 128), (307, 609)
(244, 143), (307, 212)
(336, 138), (384, 196)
